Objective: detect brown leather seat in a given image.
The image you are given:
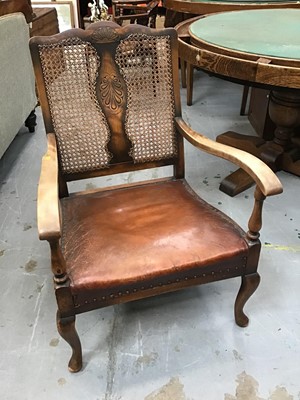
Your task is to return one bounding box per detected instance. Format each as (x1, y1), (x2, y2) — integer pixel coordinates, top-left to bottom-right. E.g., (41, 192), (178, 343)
(62, 179), (248, 305)
(29, 21), (282, 372)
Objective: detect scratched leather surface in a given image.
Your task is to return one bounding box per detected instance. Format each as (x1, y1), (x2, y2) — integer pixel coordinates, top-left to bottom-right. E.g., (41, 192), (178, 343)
(61, 179), (248, 295)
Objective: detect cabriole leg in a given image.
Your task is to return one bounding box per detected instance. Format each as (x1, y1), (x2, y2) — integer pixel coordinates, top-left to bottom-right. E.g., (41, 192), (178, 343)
(57, 311), (82, 372)
(234, 273), (260, 327)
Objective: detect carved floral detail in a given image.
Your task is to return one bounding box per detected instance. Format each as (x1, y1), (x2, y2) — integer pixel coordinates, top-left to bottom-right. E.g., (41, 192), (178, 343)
(91, 27), (119, 43)
(100, 74), (124, 112)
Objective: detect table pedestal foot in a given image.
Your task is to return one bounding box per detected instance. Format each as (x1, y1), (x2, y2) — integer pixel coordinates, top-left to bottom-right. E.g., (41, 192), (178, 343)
(217, 90), (300, 196)
(217, 131), (264, 157)
(219, 169), (254, 197)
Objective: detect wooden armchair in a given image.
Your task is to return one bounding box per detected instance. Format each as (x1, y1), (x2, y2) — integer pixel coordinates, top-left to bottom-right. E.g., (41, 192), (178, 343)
(30, 21), (282, 372)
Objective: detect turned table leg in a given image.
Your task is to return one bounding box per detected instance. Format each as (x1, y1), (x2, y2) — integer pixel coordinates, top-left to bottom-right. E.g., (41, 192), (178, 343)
(217, 89), (300, 196)
(265, 90), (300, 174)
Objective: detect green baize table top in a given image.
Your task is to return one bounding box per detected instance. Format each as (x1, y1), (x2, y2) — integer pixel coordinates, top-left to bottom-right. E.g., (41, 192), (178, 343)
(189, 9), (300, 60)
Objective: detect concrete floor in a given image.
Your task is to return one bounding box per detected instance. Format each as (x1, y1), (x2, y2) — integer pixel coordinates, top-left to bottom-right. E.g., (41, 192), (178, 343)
(0, 70), (299, 400)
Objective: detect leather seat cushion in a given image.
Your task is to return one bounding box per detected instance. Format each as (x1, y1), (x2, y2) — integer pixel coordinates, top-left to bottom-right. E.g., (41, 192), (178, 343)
(61, 179), (248, 298)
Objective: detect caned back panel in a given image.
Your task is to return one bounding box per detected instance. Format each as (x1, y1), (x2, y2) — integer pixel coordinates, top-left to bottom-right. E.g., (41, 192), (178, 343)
(38, 38), (111, 175)
(30, 23), (182, 179)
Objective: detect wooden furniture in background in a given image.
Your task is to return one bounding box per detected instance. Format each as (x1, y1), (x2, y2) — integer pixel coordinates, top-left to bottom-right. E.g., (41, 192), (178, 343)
(31, 0), (81, 28)
(166, 0), (300, 14)
(30, 21), (282, 372)
(248, 88), (275, 140)
(166, 0), (300, 107)
(178, 10), (300, 196)
(248, 88), (300, 141)
(30, 7), (59, 36)
(112, 0), (159, 27)
(0, 0), (33, 22)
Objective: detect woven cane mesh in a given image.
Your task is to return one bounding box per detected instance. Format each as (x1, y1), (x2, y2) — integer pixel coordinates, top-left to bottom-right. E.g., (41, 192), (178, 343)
(38, 38), (111, 175)
(115, 34), (177, 163)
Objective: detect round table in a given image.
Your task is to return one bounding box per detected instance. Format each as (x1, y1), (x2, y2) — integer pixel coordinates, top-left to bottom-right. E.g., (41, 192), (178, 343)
(166, 0), (300, 15)
(167, 0), (300, 108)
(177, 9), (300, 196)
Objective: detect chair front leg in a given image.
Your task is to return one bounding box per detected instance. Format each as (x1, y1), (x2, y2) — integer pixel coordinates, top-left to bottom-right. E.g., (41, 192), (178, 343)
(57, 311), (82, 372)
(234, 273), (260, 327)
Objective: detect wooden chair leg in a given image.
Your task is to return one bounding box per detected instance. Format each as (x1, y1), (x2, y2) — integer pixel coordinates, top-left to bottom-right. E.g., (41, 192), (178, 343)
(25, 109), (36, 133)
(181, 58), (187, 89)
(234, 273), (260, 327)
(240, 85), (250, 115)
(57, 311), (82, 372)
(186, 63), (194, 106)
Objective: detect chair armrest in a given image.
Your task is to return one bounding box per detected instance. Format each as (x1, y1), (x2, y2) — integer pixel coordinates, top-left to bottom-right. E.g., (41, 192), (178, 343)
(175, 117), (283, 197)
(37, 133), (61, 241)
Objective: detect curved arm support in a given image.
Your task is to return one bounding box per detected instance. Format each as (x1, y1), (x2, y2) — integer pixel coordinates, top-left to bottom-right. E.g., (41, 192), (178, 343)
(37, 133), (61, 241)
(175, 117), (283, 197)
(247, 186), (266, 241)
(50, 239), (68, 283)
